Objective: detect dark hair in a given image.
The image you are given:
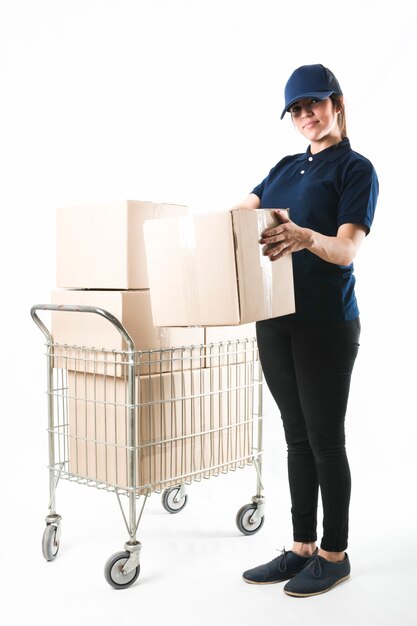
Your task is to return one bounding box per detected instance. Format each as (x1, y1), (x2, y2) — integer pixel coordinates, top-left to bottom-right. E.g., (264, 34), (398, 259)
(330, 94), (347, 139)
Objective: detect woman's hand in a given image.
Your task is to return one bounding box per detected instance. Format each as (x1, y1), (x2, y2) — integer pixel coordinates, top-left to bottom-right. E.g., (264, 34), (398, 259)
(260, 210), (367, 266)
(259, 210), (311, 260)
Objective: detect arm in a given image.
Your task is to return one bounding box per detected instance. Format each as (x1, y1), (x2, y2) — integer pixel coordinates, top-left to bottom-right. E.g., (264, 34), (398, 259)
(231, 193), (261, 210)
(260, 209), (367, 266)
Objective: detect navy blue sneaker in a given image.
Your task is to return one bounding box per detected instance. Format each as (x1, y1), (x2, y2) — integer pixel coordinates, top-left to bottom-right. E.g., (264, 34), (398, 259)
(284, 553), (351, 597)
(242, 548), (317, 585)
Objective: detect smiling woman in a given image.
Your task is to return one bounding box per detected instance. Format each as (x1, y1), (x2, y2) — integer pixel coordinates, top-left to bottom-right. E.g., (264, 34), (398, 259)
(234, 64), (379, 598)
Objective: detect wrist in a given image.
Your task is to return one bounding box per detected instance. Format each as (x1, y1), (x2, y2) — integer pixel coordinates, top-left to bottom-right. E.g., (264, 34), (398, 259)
(304, 228), (315, 251)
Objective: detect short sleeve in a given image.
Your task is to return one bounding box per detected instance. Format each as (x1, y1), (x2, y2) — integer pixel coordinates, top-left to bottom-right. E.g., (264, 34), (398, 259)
(337, 161), (379, 233)
(251, 177), (266, 200)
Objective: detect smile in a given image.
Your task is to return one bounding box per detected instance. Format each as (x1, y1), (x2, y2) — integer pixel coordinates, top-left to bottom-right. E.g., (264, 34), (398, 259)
(303, 120), (319, 129)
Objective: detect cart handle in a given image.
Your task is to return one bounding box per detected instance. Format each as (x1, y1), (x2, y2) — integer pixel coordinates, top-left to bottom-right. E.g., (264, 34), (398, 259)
(30, 304), (136, 352)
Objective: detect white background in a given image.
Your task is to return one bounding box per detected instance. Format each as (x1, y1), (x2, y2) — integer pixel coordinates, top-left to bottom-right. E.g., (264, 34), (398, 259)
(1, 1), (416, 624)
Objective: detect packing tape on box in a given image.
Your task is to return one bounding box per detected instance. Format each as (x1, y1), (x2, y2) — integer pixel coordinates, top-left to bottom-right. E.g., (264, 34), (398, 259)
(153, 204), (162, 219)
(178, 215), (202, 325)
(257, 211), (273, 319)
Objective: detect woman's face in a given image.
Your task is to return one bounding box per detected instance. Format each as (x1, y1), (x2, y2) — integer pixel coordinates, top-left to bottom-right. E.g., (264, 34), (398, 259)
(289, 97), (341, 150)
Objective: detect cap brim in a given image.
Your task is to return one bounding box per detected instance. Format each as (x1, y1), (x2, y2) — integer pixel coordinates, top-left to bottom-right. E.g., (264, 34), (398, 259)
(280, 90), (334, 119)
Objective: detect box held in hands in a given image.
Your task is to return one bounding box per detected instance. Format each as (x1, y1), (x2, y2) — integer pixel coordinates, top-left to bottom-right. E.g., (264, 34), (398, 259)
(144, 209), (295, 327)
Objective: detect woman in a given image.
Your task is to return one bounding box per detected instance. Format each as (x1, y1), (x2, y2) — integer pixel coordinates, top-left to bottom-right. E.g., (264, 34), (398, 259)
(237, 64), (379, 597)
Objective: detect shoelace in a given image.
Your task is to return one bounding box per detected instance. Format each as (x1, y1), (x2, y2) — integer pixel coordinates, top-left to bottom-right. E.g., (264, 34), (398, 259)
(303, 554), (322, 578)
(273, 547), (288, 573)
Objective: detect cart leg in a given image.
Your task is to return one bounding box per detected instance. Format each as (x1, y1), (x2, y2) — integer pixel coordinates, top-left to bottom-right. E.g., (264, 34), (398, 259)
(42, 350), (63, 560)
(248, 494), (266, 524)
(245, 453), (266, 526)
(121, 540), (142, 575)
(104, 499), (145, 589)
(42, 513), (62, 561)
(235, 360), (266, 536)
(250, 359), (266, 517)
(108, 488), (150, 589)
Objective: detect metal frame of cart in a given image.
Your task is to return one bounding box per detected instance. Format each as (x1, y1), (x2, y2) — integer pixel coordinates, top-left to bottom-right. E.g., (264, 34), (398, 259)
(31, 304), (266, 589)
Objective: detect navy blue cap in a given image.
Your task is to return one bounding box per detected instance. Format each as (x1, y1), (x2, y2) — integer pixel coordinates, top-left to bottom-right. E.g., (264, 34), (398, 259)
(281, 64), (343, 119)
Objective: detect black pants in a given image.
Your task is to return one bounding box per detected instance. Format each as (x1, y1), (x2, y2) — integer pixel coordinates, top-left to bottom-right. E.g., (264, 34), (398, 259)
(256, 317), (361, 552)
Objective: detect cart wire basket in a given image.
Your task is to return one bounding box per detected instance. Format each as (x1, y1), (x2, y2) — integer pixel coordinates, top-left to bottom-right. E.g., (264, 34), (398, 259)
(31, 304), (265, 589)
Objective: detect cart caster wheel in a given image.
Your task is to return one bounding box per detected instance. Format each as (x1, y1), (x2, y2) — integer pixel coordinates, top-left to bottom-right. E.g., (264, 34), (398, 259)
(161, 487), (188, 514)
(104, 551), (140, 589)
(236, 504), (265, 535)
(42, 523), (61, 561)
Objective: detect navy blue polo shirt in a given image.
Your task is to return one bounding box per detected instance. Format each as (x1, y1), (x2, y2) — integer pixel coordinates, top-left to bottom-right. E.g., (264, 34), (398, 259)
(252, 138), (379, 321)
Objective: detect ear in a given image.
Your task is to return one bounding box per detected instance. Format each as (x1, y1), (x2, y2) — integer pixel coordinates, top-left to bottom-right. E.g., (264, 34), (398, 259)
(336, 95), (344, 113)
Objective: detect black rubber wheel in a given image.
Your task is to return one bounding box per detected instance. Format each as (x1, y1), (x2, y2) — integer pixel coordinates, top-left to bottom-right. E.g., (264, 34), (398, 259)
(104, 551), (140, 589)
(42, 524), (60, 561)
(236, 504), (265, 535)
(161, 487), (188, 514)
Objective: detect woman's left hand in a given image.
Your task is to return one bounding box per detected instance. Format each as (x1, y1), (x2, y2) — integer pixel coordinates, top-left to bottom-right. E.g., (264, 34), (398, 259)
(259, 209), (311, 261)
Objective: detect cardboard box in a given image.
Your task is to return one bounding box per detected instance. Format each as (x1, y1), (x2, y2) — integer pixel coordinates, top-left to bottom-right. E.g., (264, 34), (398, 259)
(51, 289), (205, 376)
(144, 209), (295, 326)
(67, 362), (254, 493)
(56, 200), (188, 289)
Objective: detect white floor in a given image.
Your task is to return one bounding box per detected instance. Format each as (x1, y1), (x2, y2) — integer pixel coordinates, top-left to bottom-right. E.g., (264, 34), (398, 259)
(3, 378), (416, 626)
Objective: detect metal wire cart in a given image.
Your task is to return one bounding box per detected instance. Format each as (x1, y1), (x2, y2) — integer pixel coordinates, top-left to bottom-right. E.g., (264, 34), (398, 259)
(31, 304), (265, 589)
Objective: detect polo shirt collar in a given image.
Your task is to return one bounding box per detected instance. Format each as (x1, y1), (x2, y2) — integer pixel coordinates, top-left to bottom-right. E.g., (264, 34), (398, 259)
(295, 138), (351, 162)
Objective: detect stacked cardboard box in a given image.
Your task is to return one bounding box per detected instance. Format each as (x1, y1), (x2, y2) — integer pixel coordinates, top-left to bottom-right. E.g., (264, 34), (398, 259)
(56, 199), (187, 289)
(53, 200), (263, 493)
